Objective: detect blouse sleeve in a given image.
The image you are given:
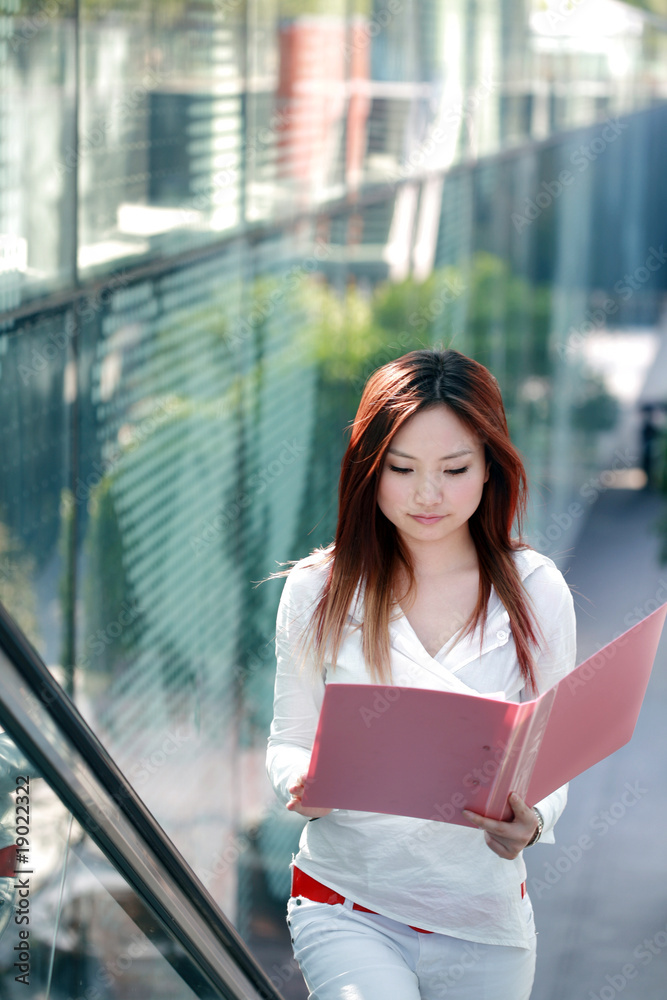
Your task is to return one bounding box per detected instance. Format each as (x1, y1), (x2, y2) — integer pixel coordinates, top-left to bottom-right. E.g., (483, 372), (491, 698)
(522, 558), (577, 844)
(265, 561), (327, 805)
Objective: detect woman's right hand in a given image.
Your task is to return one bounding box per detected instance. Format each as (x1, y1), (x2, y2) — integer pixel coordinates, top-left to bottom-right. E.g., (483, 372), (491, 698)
(287, 773), (333, 818)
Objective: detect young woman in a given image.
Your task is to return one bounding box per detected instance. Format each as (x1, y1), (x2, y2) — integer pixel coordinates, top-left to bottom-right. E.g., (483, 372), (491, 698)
(266, 348), (576, 1000)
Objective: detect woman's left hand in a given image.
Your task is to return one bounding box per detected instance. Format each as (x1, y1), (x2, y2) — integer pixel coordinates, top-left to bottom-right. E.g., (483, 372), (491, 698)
(462, 792), (539, 860)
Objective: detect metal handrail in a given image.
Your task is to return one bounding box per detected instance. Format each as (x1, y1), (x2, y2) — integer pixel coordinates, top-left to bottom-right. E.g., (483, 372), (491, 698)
(0, 600), (285, 1000)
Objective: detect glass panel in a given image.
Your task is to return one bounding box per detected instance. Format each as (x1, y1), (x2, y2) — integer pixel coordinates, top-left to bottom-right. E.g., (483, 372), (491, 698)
(0, 1), (77, 308)
(246, 0), (349, 221)
(78, 0), (244, 279)
(0, 317), (72, 688)
(73, 233), (312, 900)
(3, 0), (666, 299)
(0, 727), (220, 998)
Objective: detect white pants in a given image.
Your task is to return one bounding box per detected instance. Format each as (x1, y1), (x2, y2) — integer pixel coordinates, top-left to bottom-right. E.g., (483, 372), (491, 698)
(286, 895), (537, 1000)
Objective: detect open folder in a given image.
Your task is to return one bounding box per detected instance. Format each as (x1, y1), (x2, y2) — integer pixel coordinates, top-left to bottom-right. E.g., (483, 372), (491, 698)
(300, 602), (667, 827)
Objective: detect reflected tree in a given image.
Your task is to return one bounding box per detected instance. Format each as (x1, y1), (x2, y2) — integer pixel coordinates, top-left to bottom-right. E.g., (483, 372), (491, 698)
(0, 522), (40, 653)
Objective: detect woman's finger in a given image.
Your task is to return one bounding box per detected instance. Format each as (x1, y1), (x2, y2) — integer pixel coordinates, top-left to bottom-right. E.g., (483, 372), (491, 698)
(463, 793), (538, 858)
(508, 791), (534, 821)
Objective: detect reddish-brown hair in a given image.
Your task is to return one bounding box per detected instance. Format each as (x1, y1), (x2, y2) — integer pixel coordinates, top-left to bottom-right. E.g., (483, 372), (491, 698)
(292, 349), (541, 693)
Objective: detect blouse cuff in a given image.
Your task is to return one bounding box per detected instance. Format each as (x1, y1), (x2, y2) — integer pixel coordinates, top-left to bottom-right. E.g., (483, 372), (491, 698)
(266, 743), (312, 806)
(531, 782), (569, 845)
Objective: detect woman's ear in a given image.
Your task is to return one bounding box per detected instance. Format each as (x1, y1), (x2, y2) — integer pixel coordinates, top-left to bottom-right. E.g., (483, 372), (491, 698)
(482, 444), (491, 484)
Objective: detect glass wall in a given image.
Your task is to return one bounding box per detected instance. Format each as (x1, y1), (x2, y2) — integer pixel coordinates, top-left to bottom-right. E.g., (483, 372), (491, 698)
(1, 0), (666, 987)
(3, 0), (666, 309)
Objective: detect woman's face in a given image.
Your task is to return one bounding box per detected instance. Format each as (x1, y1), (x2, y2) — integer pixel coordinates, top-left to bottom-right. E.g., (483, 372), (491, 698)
(377, 405), (489, 554)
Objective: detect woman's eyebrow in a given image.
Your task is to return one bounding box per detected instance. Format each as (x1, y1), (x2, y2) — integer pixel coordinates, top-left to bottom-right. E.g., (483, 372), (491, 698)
(387, 447), (474, 461)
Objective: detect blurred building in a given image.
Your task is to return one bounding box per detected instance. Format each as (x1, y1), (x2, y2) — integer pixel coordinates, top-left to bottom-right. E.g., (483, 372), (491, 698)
(0, 0), (666, 992)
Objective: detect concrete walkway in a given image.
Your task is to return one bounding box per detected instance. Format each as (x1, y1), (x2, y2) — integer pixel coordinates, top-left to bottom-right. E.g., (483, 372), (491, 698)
(526, 486), (667, 1000)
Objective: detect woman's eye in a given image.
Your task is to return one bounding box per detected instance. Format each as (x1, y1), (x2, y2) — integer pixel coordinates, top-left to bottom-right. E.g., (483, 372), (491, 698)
(388, 465), (469, 475)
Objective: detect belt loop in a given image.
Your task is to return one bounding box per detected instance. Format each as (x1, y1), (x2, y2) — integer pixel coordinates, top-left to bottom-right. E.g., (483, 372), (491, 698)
(342, 897), (354, 911)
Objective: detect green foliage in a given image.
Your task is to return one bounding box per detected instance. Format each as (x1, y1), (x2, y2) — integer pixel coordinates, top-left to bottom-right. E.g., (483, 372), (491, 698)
(301, 281), (390, 382)
(622, 0), (667, 15)
(464, 253), (552, 372)
(278, 0), (347, 16)
(570, 375), (620, 433)
(82, 474), (134, 674)
(80, 0), (195, 22)
(0, 522), (40, 654)
(291, 252), (556, 417)
(14, 0), (75, 14)
(300, 266), (466, 391)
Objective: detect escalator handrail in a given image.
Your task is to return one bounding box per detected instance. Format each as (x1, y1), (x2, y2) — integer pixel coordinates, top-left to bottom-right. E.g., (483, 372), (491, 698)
(0, 600), (285, 1000)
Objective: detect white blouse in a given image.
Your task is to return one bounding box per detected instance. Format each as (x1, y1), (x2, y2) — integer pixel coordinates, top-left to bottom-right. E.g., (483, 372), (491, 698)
(266, 545), (577, 948)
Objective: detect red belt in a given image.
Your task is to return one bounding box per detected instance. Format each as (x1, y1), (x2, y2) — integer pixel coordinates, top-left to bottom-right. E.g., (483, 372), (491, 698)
(291, 865), (434, 933)
(291, 866), (526, 933)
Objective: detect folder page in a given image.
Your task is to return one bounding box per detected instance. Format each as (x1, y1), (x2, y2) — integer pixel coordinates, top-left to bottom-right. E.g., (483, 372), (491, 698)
(302, 685), (532, 825)
(485, 687), (557, 821)
(525, 601), (667, 806)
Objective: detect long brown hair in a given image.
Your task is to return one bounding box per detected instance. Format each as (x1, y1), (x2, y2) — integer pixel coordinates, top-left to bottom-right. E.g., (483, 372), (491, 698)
(289, 349), (542, 693)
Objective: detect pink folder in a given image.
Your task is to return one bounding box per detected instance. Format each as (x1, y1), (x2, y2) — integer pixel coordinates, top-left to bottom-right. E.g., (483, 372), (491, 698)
(301, 603), (667, 827)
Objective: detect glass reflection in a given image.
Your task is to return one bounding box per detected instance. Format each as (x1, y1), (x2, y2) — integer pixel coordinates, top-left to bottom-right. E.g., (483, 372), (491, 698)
(1, 0), (666, 304)
(78, 0), (245, 277)
(0, 1), (77, 307)
(0, 319), (72, 685)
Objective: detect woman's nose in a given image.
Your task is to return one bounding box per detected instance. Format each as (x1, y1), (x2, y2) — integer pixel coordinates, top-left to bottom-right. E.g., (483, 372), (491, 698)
(414, 475), (443, 503)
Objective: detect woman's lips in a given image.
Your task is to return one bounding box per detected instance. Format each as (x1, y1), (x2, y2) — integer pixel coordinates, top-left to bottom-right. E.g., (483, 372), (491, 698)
(410, 514), (445, 525)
